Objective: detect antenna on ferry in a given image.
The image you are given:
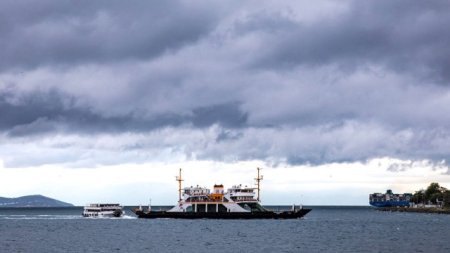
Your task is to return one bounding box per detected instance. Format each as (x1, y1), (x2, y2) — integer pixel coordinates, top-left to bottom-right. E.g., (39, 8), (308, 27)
(176, 168), (184, 202)
(255, 167), (263, 202)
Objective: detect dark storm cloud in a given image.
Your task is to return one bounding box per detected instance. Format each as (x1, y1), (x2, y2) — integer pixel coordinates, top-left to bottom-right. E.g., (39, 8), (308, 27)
(192, 103), (248, 128)
(0, 89), (248, 137)
(0, 0), (222, 71)
(248, 0), (450, 83)
(216, 130), (243, 142)
(1, 0), (450, 167)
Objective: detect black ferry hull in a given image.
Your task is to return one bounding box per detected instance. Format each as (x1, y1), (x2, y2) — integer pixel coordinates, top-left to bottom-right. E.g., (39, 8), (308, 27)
(133, 208), (311, 219)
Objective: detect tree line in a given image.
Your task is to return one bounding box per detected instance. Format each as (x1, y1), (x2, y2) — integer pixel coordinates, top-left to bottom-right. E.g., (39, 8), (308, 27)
(410, 183), (450, 207)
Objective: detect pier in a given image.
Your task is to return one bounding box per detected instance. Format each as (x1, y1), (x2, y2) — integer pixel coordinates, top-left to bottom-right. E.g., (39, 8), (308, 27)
(378, 207), (450, 214)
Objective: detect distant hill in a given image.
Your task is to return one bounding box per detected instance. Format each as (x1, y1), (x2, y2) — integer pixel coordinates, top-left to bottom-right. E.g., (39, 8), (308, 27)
(0, 195), (73, 207)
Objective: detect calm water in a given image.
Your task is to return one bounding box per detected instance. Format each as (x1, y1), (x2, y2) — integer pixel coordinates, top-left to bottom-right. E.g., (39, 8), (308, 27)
(1, 206), (450, 253)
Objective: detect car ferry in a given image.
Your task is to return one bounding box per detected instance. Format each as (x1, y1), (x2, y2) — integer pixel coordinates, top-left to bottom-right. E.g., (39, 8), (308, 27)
(133, 168), (311, 219)
(83, 203), (124, 218)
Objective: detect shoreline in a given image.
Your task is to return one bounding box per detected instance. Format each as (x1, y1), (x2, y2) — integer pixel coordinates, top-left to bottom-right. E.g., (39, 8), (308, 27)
(378, 207), (450, 214)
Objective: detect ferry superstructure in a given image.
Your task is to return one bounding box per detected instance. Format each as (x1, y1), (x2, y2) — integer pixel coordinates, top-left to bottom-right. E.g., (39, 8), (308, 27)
(83, 203), (124, 218)
(133, 168), (311, 219)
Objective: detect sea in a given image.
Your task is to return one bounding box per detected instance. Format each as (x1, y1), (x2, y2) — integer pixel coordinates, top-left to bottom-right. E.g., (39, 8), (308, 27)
(1, 206), (450, 253)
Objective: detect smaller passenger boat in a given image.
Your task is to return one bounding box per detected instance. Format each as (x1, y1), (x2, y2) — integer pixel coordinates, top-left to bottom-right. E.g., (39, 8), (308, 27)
(82, 203), (124, 218)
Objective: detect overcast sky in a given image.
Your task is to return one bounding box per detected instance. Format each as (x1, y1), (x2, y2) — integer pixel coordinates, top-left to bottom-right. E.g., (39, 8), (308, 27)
(1, 0), (450, 205)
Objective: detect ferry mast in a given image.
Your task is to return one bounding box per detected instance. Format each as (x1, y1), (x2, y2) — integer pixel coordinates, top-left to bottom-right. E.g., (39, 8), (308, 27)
(176, 168), (184, 202)
(255, 167), (263, 202)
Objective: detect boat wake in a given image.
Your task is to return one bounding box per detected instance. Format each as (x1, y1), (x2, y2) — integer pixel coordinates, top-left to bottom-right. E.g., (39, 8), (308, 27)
(0, 214), (82, 220)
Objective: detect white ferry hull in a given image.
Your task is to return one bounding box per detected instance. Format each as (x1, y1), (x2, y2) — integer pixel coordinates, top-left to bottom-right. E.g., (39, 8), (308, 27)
(82, 210), (123, 218)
